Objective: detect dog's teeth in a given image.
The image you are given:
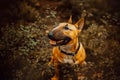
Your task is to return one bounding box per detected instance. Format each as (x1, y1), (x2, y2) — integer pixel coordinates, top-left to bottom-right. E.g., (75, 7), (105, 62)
(50, 40), (56, 45)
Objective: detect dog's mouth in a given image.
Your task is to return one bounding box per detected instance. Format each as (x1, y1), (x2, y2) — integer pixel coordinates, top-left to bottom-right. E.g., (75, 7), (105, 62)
(49, 40), (63, 45)
(49, 37), (71, 46)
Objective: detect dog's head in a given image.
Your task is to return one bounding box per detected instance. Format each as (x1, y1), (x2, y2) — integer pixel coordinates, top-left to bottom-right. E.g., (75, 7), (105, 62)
(48, 16), (84, 46)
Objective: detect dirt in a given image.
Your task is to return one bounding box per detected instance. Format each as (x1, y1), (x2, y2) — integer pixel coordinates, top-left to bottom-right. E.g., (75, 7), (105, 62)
(0, 0), (120, 80)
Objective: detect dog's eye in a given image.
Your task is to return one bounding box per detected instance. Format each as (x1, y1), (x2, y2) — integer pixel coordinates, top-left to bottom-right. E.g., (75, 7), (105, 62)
(64, 26), (69, 30)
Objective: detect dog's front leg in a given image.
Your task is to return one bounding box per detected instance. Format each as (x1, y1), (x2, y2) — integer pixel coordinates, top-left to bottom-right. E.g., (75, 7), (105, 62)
(74, 60), (87, 67)
(48, 56), (54, 66)
(51, 61), (59, 80)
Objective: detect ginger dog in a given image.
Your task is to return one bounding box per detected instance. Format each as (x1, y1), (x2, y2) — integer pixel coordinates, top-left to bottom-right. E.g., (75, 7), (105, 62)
(48, 16), (86, 80)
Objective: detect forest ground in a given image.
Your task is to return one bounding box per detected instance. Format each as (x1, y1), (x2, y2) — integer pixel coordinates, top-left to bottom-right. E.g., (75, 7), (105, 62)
(0, 0), (120, 80)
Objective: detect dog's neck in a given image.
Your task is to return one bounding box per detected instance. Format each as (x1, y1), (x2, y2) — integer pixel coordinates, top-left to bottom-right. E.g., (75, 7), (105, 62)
(59, 38), (79, 54)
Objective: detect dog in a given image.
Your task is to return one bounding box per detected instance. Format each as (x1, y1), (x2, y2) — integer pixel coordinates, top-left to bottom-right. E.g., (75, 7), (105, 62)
(48, 16), (86, 80)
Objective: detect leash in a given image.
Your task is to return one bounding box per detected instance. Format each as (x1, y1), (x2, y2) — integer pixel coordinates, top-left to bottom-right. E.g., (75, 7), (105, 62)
(59, 43), (80, 56)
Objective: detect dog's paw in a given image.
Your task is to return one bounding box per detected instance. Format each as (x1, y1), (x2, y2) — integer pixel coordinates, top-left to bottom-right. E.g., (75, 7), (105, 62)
(48, 62), (52, 67)
(51, 76), (59, 80)
(81, 61), (87, 67)
(74, 61), (79, 65)
(73, 61), (87, 67)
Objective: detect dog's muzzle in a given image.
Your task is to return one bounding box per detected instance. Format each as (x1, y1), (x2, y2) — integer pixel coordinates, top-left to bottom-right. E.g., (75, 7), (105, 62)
(48, 32), (71, 46)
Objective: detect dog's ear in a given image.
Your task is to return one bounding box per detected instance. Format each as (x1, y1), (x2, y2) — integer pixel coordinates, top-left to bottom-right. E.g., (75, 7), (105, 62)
(75, 18), (84, 31)
(68, 15), (72, 24)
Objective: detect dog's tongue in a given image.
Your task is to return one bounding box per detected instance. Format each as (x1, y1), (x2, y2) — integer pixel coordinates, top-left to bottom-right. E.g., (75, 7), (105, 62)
(49, 40), (56, 45)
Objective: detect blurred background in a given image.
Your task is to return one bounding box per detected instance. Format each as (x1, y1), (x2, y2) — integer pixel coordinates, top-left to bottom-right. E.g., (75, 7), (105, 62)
(0, 0), (120, 80)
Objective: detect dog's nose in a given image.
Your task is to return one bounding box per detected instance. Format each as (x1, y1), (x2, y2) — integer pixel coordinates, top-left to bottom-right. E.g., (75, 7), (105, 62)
(48, 32), (54, 39)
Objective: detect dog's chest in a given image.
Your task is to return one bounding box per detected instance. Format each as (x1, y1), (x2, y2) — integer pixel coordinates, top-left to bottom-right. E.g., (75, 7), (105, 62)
(58, 55), (74, 64)
(58, 45), (76, 64)
(64, 55), (74, 63)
